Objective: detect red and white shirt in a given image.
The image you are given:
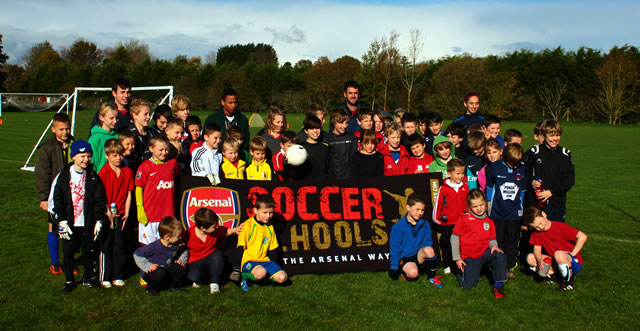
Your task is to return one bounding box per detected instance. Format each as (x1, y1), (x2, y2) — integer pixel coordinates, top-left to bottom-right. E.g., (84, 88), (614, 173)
(135, 158), (180, 222)
(453, 213), (497, 260)
(70, 169), (86, 227)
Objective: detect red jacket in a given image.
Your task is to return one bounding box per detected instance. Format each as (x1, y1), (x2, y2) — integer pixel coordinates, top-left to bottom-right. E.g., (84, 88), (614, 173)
(433, 178), (469, 226)
(380, 143), (410, 176)
(407, 154), (434, 174)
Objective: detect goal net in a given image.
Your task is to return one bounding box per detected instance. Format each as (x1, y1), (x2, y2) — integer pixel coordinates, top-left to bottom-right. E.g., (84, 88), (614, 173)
(0, 93), (69, 115)
(20, 86), (173, 172)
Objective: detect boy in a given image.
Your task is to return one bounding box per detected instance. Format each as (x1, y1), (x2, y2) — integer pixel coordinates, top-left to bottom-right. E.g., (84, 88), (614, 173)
(150, 104), (172, 136)
(483, 114), (504, 148)
(388, 193), (441, 287)
(523, 122), (543, 165)
(134, 216), (188, 296)
(422, 112), (444, 157)
(393, 108), (406, 126)
(298, 104), (327, 142)
(35, 113), (73, 274)
(220, 138), (246, 180)
(400, 113), (420, 154)
(171, 95), (191, 123)
(324, 108), (358, 180)
(353, 108), (384, 152)
(245, 137), (272, 181)
(51, 140), (106, 292)
(485, 143), (526, 279)
(98, 139), (134, 288)
(185, 208), (243, 294)
(433, 159), (469, 275)
(407, 135), (434, 174)
(380, 123), (410, 176)
(191, 123), (223, 185)
(525, 120), (574, 222)
(463, 131), (487, 190)
(227, 125), (250, 163)
(273, 131), (305, 181)
(204, 88), (250, 150)
(524, 207), (587, 291)
(445, 122), (466, 159)
(183, 115), (204, 155)
(165, 118), (189, 174)
(300, 115), (329, 180)
(117, 128), (139, 172)
(238, 194), (288, 291)
(428, 135), (455, 179)
(504, 128), (523, 147)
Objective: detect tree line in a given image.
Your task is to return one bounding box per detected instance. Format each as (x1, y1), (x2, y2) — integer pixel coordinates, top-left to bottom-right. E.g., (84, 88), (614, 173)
(1, 33), (639, 124)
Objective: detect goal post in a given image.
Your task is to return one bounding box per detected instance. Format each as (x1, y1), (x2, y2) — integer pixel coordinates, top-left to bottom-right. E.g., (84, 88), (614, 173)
(0, 92), (70, 116)
(20, 85), (173, 172)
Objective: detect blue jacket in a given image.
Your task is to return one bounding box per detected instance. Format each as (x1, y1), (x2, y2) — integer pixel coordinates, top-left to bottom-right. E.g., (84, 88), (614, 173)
(453, 113), (484, 132)
(486, 160), (527, 221)
(389, 214), (433, 270)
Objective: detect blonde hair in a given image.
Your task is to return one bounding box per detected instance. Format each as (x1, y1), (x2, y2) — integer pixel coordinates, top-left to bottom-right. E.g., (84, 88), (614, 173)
(385, 122), (403, 137)
(104, 138), (124, 155)
(129, 99), (151, 115)
(98, 102), (117, 123)
(250, 136), (267, 152)
(222, 137), (240, 153)
(171, 95), (191, 113)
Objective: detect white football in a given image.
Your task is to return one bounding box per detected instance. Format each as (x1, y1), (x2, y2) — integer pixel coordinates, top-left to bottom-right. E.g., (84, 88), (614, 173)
(286, 144), (308, 166)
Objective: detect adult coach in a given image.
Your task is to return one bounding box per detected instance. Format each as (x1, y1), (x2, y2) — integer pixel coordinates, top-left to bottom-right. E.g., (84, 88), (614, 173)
(453, 92), (484, 131)
(338, 80), (366, 134)
(88, 78), (132, 137)
(204, 88), (250, 150)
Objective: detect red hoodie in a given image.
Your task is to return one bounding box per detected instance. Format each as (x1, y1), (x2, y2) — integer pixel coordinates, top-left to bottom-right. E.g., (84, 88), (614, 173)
(433, 177), (469, 226)
(407, 153), (434, 174)
(380, 143), (410, 176)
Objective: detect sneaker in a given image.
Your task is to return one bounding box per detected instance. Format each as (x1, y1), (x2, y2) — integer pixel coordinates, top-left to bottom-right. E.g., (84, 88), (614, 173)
(240, 278), (251, 292)
(82, 279), (101, 289)
(506, 270), (516, 280)
(544, 275), (556, 285)
(192, 282), (201, 289)
(50, 264), (63, 275)
(493, 286), (504, 299)
(101, 281), (112, 288)
(146, 287), (160, 296)
(63, 281), (75, 293)
(210, 283), (220, 294)
(443, 267), (451, 275)
(112, 279), (125, 287)
(428, 275), (443, 288)
(557, 281), (574, 292)
(229, 269), (241, 282)
(139, 276), (148, 288)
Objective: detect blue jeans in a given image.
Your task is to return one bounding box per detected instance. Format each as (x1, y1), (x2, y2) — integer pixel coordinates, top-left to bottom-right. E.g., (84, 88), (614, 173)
(456, 247), (507, 289)
(187, 250), (225, 284)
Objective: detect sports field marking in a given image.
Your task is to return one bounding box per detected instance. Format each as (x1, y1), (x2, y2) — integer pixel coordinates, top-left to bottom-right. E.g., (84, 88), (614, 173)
(0, 158), (24, 165)
(592, 235), (640, 245)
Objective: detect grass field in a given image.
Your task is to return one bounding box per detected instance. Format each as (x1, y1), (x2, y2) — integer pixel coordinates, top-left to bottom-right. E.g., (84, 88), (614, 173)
(1, 109), (640, 330)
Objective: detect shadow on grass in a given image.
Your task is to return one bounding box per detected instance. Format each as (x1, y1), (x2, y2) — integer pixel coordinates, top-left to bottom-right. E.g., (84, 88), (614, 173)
(608, 203), (640, 222)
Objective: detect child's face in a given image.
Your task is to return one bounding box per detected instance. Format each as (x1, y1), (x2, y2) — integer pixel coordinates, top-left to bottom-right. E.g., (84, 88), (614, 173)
(155, 115), (168, 131)
(544, 132), (561, 149)
(374, 115), (384, 133)
(464, 96), (480, 114)
(446, 133), (462, 146)
(471, 147), (485, 157)
(428, 122), (443, 136)
(223, 148), (238, 163)
(403, 122), (417, 136)
(468, 197), (486, 216)
(529, 214), (551, 232)
(418, 122), (427, 135)
(165, 230), (183, 245)
(165, 125), (184, 141)
(534, 133), (544, 145)
(121, 137), (135, 156)
(333, 120), (348, 135)
(254, 206), (274, 223)
(72, 152), (92, 170)
(271, 115), (284, 134)
(394, 115), (402, 126)
(187, 124), (201, 140)
(485, 146), (502, 163)
(316, 113), (326, 127)
(406, 202), (425, 221)
(305, 128), (321, 141)
(507, 137), (522, 146)
(100, 110), (118, 130)
(250, 149), (266, 162)
(487, 123), (501, 138)
(106, 152), (123, 167)
(52, 120), (71, 143)
(281, 141), (294, 153)
(410, 143), (425, 158)
(221, 95), (238, 115)
(358, 116), (373, 130)
(133, 106), (151, 127)
(204, 131), (222, 150)
(448, 166), (465, 184)
(387, 132), (401, 149)
(174, 107), (190, 121)
(361, 141), (376, 154)
(150, 141), (169, 161)
(234, 137), (244, 147)
(435, 143), (451, 160)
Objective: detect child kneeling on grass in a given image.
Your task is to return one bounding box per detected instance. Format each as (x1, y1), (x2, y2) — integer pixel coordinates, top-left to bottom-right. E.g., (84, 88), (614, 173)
(238, 194), (288, 291)
(134, 216), (188, 296)
(523, 207), (587, 291)
(388, 193), (442, 288)
(451, 189), (507, 298)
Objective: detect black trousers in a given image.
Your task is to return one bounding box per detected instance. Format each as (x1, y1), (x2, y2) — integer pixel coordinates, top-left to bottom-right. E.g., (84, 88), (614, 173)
(144, 264), (186, 290)
(62, 226), (98, 283)
(436, 224), (455, 270)
(493, 219), (521, 269)
(99, 221), (126, 282)
(187, 250), (225, 284)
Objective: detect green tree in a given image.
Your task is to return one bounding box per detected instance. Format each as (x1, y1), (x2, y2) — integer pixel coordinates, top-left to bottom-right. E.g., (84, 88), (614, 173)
(0, 35), (8, 91)
(21, 41), (54, 70)
(61, 39), (104, 66)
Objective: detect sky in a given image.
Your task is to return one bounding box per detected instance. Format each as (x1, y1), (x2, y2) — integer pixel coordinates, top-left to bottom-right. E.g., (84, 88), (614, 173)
(1, 0), (639, 66)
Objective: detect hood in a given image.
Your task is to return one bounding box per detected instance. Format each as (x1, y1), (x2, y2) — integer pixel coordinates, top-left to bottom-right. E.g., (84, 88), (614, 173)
(432, 135), (455, 166)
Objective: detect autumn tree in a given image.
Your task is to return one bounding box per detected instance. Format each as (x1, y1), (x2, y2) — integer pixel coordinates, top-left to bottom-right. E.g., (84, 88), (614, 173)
(304, 56), (360, 110)
(399, 28), (425, 113)
(21, 41), (54, 70)
(104, 40), (151, 66)
(375, 31), (401, 111)
(537, 78), (568, 120)
(61, 39), (104, 66)
(359, 39), (382, 110)
(596, 52), (639, 124)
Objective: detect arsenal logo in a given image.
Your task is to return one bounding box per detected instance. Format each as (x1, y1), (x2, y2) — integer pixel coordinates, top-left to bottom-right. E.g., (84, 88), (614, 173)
(181, 186), (241, 229)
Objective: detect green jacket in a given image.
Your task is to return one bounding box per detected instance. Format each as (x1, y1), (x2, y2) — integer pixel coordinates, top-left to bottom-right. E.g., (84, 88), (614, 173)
(204, 108), (250, 150)
(88, 125), (118, 172)
(428, 135), (456, 179)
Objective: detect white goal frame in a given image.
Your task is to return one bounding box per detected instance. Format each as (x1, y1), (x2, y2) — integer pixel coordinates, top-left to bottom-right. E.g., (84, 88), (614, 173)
(0, 92), (70, 115)
(20, 86), (173, 172)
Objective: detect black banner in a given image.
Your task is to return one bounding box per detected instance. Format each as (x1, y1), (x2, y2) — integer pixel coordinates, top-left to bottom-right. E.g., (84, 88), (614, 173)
(178, 173), (442, 275)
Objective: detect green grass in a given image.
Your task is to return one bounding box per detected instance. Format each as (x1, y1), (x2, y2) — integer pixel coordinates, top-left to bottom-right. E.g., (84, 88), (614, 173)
(1, 109), (640, 330)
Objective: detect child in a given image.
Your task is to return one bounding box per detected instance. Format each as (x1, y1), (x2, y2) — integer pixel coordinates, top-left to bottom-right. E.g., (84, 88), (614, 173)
(300, 115), (329, 180)
(51, 140), (106, 292)
(183, 115), (204, 155)
(88, 102), (118, 172)
(451, 189), (507, 298)
(388, 193), (441, 287)
(483, 114), (504, 148)
(150, 104), (172, 136)
(476, 140), (502, 191)
(220, 137), (246, 180)
(134, 216), (188, 296)
(171, 95), (191, 123)
(129, 99), (155, 163)
(463, 131), (487, 190)
(400, 113), (420, 154)
(165, 118), (185, 160)
(260, 104), (287, 159)
(245, 136), (272, 181)
(185, 208), (243, 294)
(525, 120), (574, 222)
(227, 125), (250, 163)
(380, 123), (410, 176)
(524, 207), (587, 291)
(504, 128), (523, 147)
(273, 131), (304, 181)
(522, 123), (543, 176)
(238, 194), (288, 291)
(428, 135), (455, 179)
(407, 135), (434, 174)
(445, 122), (466, 159)
(353, 109), (384, 152)
(422, 112), (444, 158)
(433, 159), (469, 275)
(393, 108), (406, 126)
(135, 135), (180, 246)
(117, 128), (139, 172)
(485, 143), (526, 279)
(372, 110), (386, 140)
(297, 104), (327, 143)
(36, 113), (73, 275)
(98, 139), (133, 288)
(324, 108), (358, 180)
(350, 130), (384, 178)
(191, 123), (223, 185)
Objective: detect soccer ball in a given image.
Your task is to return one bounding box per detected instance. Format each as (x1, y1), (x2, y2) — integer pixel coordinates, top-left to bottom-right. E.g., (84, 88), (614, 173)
(286, 144), (308, 166)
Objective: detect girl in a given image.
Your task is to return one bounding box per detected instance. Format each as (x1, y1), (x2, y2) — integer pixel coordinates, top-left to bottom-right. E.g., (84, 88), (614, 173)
(88, 102), (118, 172)
(350, 130), (384, 178)
(260, 104), (287, 159)
(451, 189), (507, 298)
(130, 99), (155, 163)
(453, 92), (484, 130)
(477, 140), (502, 191)
(373, 110), (387, 144)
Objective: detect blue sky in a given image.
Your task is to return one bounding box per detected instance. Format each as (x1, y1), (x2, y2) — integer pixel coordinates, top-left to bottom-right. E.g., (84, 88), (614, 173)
(1, 0), (638, 66)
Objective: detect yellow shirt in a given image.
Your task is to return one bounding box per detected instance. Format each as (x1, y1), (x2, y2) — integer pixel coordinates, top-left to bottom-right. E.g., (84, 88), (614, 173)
(238, 217), (278, 266)
(220, 157), (246, 179)
(245, 159), (272, 181)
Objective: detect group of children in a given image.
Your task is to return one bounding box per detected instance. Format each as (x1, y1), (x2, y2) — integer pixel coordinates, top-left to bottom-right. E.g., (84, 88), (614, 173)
(35, 88), (585, 297)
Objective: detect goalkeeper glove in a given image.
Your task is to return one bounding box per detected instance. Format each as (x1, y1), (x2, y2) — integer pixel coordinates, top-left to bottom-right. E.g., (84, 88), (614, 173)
(93, 221), (102, 241)
(137, 205), (149, 226)
(207, 174), (221, 186)
(58, 221), (72, 240)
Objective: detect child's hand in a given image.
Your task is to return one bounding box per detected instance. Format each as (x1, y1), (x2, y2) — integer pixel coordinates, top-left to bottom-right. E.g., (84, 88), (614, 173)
(481, 125), (491, 139)
(174, 261), (185, 267)
(149, 264), (159, 272)
(491, 246), (504, 254)
(537, 189), (552, 202)
(456, 260), (466, 271)
(532, 179), (542, 190)
(39, 201), (48, 211)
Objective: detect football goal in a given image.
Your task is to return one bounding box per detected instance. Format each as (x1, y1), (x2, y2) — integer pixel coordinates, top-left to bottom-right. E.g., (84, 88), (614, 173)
(0, 93), (69, 115)
(20, 85), (173, 172)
